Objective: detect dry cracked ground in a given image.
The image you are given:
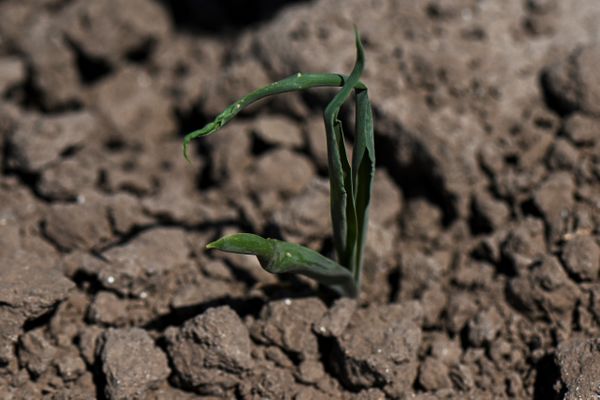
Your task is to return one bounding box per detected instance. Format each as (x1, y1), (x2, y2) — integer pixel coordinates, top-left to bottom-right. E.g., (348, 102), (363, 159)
(0, 0), (599, 399)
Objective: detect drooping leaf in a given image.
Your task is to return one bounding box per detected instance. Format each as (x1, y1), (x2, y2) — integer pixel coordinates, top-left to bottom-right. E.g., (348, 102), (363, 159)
(183, 73), (366, 162)
(207, 233), (357, 297)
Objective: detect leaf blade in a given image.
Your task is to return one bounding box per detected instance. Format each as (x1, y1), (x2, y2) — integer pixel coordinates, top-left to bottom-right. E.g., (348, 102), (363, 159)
(207, 233), (357, 297)
(351, 88), (375, 285)
(182, 73), (366, 161)
(323, 29), (365, 270)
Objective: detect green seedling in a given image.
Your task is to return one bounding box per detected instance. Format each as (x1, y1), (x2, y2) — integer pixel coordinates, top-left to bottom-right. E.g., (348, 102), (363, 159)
(183, 30), (374, 297)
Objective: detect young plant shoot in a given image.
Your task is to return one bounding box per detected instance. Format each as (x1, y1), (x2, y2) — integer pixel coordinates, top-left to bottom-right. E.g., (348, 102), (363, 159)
(183, 30), (375, 297)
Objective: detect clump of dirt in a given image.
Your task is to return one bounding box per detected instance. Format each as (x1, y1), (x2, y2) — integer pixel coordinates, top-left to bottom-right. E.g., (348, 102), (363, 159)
(1, 0), (599, 398)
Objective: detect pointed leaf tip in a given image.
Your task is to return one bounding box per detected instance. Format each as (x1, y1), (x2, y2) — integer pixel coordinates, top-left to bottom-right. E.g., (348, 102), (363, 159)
(183, 142), (191, 163)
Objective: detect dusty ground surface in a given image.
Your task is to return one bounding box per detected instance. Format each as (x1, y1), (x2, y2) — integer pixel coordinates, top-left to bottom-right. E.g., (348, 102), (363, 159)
(0, 0), (599, 399)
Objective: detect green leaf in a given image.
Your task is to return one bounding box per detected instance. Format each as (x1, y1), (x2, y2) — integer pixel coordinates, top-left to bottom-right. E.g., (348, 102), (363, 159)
(207, 233), (357, 297)
(183, 73), (366, 162)
(323, 29), (365, 272)
(351, 76), (375, 283)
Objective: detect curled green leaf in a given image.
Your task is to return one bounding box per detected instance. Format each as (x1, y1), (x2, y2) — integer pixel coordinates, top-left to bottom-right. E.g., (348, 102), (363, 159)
(207, 233), (357, 297)
(182, 72), (367, 162)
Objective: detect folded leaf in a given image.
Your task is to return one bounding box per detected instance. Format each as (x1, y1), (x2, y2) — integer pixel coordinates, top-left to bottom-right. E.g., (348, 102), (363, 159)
(323, 29), (371, 281)
(207, 233), (357, 297)
(351, 69), (375, 284)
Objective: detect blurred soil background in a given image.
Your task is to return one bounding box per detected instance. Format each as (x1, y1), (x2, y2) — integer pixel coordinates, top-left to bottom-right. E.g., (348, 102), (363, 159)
(0, 0), (599, 399)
